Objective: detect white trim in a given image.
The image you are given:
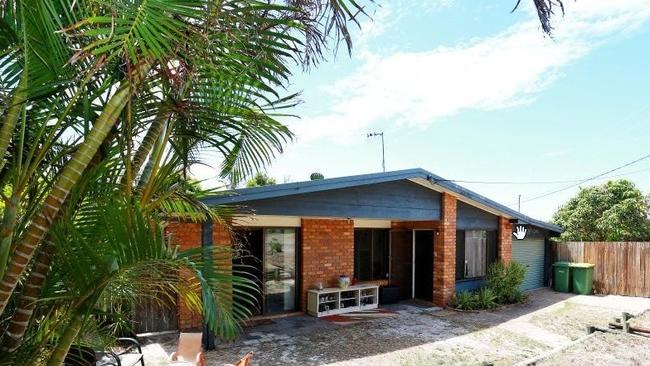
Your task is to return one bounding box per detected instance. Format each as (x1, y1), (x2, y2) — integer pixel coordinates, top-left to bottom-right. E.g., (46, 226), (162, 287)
(353, 219), (392, 228)
(233, 215), (301, 227)
(408, 177), (512, 219)
(412, 231), (416, 299)
(233, 215), (392, 228)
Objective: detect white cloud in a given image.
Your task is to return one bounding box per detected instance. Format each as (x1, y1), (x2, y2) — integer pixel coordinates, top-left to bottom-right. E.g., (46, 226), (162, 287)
(290, 0), (650, 143)
(355, 0), (456, 52)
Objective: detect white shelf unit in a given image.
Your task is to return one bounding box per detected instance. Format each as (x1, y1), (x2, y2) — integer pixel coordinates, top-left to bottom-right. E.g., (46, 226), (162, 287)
(307, 284), (379, 317)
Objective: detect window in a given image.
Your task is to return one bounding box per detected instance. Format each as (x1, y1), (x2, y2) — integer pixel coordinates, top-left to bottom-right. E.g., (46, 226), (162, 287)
(455, 230), (498, 280)
(354, 229), (389, 281)
(263, 228), (297, 314)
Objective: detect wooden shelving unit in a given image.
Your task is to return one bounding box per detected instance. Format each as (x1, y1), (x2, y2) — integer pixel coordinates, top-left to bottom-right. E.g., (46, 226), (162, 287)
(307, 284), (379, 317)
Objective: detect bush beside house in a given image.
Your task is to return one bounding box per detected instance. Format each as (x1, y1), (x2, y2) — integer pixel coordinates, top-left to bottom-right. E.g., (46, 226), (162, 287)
(453, 261), (527, 310)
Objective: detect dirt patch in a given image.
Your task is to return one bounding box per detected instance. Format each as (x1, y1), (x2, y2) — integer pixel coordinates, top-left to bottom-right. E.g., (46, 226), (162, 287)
(629, 310), (650, 330)
(530, 302), (618, 340)
(140, 290), (650, 366)
(538, 332), (650, 366)
(205, 308), (471, 366)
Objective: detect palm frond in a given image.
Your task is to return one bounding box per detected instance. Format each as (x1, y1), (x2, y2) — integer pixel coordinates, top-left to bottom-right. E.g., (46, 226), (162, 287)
(71, 0), (206, 64)
(512, 0), (564, 36)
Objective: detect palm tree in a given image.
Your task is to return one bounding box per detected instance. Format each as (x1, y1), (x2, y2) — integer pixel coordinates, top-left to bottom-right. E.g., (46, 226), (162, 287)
(0, 0), (367, 364)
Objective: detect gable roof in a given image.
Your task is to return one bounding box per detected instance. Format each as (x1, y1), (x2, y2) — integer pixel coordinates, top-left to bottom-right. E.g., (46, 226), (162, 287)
(203, 168), (563, 233)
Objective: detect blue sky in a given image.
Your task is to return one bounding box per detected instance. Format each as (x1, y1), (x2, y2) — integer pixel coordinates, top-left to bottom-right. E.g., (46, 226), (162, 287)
(195, 0), (650, 221)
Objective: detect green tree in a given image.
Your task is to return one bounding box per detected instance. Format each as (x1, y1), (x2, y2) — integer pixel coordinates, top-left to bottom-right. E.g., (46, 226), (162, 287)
(310, 172), (325, 180)
(246, 172), (277, 187)
(553, 180), (650, 241)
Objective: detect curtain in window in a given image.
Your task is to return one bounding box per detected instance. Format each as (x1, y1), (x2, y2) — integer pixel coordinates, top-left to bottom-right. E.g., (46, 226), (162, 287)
(465, 230), (487, 278)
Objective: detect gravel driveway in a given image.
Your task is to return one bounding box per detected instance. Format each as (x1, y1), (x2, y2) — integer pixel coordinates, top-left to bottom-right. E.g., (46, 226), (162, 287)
(141, 288), (650, 365)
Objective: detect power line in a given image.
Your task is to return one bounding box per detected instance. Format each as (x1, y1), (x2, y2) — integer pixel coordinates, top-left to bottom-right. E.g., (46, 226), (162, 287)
(516, 153), (650, 205)
(435, 168), (650, 185)
(433, 166), (650, 185)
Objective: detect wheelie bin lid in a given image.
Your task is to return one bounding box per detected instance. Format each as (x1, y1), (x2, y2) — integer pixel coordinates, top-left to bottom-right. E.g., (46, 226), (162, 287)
(570, 263), (595, 268)
(553, 261), (572, 267)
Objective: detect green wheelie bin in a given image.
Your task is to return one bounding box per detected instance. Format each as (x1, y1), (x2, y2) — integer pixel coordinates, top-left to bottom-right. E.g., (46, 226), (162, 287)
(571, 263), (595, 295)
(552, 261), (572, 292)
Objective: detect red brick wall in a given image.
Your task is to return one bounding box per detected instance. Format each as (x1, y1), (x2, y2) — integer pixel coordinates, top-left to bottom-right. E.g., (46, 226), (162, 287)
(166, 221), (203, 330)
(300, 218), (354, 311)
(166, 221), (232, 330)
(433, 193), (457, 307)
(498, 216), (513, 263)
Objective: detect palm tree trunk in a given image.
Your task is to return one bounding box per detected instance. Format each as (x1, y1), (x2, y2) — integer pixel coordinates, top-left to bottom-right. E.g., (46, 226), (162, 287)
(0, 67), (147, 314)
(1, 238), (54, 352)
(128, 106), (171, 183)
(138, 119), (169, 191)
(46, 313), (84, 366)
(0, 74), (27, 172)
(0, 195), (18, 279)
(1, 132), (116, 352)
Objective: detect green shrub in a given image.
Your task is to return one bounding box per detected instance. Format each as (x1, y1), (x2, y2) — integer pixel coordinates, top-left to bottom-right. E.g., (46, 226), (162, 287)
(476, 287), (498, 309)
(453, 290), (478, 310)
(454, 288), (498, 310)
(453, 261), (527, 311)
(486, 260), (527, 304)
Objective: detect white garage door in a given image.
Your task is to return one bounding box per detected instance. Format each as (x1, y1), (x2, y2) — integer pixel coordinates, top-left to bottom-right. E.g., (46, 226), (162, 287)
(512, 239), (545, 291)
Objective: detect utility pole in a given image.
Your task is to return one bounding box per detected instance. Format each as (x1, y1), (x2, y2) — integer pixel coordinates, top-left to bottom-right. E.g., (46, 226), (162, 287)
(367, 132), (385, 172)
(518, 194), (521, 212)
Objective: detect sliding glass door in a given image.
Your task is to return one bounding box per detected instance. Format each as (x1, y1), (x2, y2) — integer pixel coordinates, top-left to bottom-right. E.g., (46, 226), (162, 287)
(263, 228), (297, 314)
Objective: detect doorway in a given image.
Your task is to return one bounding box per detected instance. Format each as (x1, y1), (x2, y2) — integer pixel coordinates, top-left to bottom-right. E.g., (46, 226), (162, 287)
(413, 230), (434, 301)
(233, 228), (298, 316)
(390, 230), (413, 300)
(233, 229), (264, 316)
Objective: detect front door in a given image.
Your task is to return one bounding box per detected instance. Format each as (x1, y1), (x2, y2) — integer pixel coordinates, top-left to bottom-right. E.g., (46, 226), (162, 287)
(390, 230), (413, 300)
(413, 230), (434, 301)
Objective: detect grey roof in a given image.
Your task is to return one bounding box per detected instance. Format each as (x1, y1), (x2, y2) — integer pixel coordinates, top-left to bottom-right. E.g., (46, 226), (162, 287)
(203, 168), (563, 233)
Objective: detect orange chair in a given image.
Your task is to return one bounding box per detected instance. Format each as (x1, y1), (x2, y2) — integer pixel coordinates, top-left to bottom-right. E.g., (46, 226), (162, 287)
(171, 333), (205, 366)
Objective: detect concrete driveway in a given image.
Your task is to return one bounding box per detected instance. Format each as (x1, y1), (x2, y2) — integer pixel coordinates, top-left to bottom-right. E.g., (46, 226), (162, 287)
(141, 288), (650, 365)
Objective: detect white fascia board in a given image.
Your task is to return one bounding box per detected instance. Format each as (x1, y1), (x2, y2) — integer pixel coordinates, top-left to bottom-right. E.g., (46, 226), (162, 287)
(408, 177), (513, 219)
(353, 219), (392, 228)
(233, 215), (301, 227)
(233, 215), (392, 228)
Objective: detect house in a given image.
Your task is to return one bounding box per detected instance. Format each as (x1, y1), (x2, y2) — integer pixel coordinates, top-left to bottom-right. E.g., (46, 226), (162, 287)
(167, 168), (562, 329)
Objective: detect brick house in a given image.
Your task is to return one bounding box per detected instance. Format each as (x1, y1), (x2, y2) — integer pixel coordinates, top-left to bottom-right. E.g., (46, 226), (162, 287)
(166, 169), (562, 329)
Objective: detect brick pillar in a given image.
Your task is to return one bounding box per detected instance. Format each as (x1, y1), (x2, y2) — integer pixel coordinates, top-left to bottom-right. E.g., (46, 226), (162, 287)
(166, 221), (203, 330)
(433, 193), (457, 307)
(300, 218), (354, 312)
(212, 220), (232, 247)
(498, 217), (512, 263)
(211, 221), (233, 325)
(167, 220), (232, 330)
